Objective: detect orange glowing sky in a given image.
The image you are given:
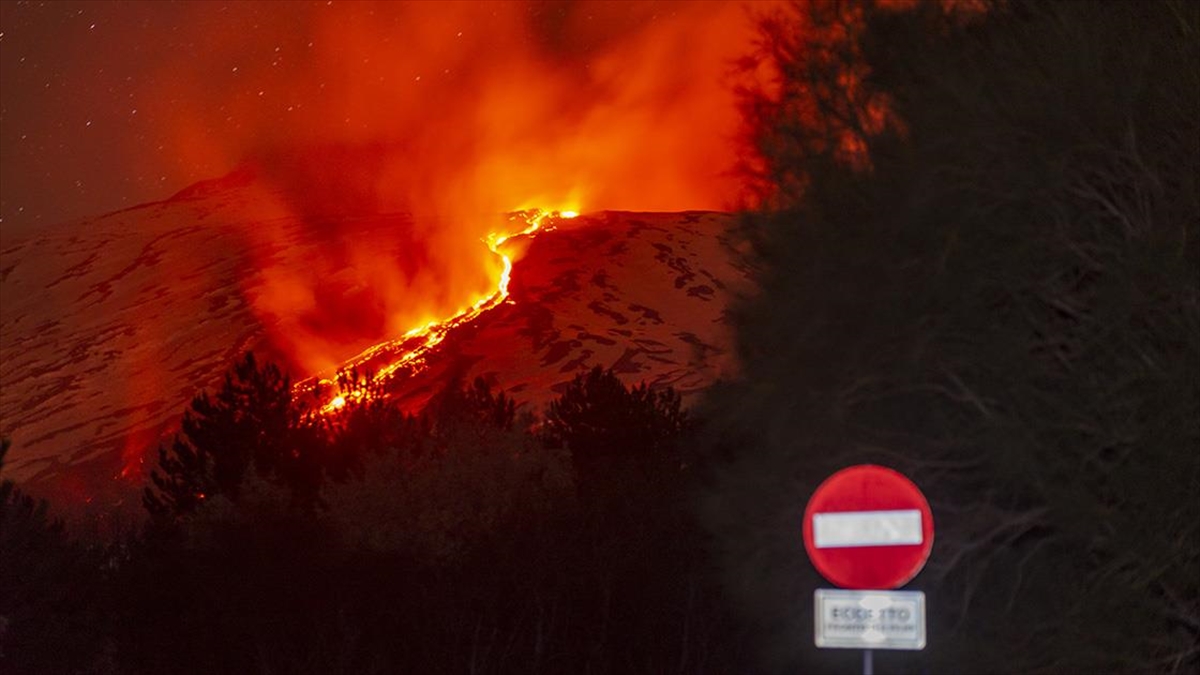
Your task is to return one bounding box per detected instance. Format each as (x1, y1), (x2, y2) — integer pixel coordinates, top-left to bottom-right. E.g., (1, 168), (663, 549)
(1, 1), (772, 232)
(2, 0), (782, 378)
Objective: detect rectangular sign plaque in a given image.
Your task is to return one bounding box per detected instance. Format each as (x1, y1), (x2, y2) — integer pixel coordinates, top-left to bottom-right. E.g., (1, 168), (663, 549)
(814, 589), (926, 650)
(812, 509), (924, 548)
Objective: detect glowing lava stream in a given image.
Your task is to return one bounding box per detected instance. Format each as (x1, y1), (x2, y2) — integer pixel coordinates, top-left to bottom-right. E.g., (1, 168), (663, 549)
(296, 208), (578, 414)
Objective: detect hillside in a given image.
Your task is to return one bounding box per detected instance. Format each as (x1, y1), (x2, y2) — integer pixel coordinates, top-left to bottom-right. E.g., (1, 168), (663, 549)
(0, 177), (750, 510)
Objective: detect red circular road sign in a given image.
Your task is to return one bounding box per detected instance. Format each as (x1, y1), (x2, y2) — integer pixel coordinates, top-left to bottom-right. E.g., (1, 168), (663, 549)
(802, 464), (934, 590)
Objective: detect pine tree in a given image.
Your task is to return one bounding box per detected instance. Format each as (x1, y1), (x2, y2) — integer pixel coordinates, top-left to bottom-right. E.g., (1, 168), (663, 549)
(543, 366), (687, 481)
(143, 352), (325, 517)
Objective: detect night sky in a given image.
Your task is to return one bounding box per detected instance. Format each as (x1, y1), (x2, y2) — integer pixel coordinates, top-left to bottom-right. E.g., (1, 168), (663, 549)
(0, 0), (757, 237)
(2, 0), (262, 232)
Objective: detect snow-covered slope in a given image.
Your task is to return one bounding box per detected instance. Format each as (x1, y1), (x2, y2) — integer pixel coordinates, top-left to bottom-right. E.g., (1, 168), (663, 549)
(382, 211), (752, 413)
(0, 177), (751, 509)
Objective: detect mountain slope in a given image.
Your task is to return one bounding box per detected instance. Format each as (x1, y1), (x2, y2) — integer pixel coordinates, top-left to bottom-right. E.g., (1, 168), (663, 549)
(382, 211), (751, 412)
(0, 179), (750, 509)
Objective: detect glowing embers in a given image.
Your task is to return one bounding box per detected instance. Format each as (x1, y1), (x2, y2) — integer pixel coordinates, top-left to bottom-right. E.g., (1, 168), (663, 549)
(296, 208), (578, 414)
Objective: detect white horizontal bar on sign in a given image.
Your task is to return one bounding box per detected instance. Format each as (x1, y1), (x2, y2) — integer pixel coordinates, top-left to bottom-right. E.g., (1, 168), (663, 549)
(813, 509), (923, 548)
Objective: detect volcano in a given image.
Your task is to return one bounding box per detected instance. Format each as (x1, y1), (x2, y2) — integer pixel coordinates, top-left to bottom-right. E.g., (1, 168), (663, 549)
(0, 170), (751, 514)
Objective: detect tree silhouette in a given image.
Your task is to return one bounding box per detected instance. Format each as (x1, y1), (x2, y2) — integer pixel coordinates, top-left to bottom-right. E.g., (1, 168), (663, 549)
(543, 366), (688, 484)
(1, 438), (110, 673)
(144, 352), (325, 517)
(318, 367), (410, 480)
(706, 1), (1198, 672)
(323, 376), (571, 569)
(428, 375), (518, 433)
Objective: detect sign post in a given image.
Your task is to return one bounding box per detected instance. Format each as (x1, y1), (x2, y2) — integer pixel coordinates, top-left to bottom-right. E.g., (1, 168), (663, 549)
(802, 465), (934, 672)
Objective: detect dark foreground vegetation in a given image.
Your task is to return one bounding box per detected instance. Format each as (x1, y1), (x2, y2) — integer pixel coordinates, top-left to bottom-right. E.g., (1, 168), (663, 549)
(2, 1), (1196, 673)
(3, 359), (741, 674)
(704, 0), (1198, 673)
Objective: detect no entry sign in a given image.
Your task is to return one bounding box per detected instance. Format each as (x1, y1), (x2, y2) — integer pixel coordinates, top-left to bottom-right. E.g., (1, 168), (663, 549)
(802, 465), (934, 590)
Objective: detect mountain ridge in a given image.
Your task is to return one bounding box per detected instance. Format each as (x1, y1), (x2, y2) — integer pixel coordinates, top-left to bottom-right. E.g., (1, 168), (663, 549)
(0, 175), (751, 513)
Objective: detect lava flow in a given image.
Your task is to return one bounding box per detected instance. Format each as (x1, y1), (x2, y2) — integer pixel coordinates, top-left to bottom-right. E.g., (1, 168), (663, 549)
(295, 208), (577, 414)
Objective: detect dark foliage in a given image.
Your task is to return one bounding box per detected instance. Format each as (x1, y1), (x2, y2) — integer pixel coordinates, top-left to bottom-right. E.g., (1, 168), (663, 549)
(705, 1), (1199, 673)
(734, 0), (900, 208)
(543, 365), (689, 484)
(428, 375), (518, 432)
(0, 366), (741, 675)
(143, 352), (329, 517)
(320, 367), (413, 475)
(1, 438), (112, 674)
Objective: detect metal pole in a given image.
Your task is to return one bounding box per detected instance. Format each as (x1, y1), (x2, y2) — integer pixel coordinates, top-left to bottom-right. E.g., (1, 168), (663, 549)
(862, 648), (874, 675)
